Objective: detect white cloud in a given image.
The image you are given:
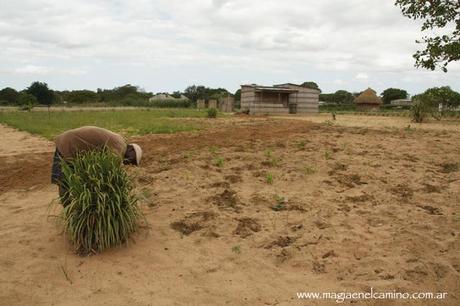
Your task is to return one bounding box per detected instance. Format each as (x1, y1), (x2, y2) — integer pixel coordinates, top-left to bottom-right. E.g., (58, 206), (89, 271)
(0, 0), (458, 94)
(355, 73), (369, 80)
(14, 65), (52, 75)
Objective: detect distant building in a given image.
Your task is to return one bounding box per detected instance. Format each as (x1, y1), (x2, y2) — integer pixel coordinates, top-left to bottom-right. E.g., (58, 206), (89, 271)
(390, 99), (412, 106)
(240, 83), (319, 115)
(355, 88), (382, 110)
(149, 93), (189, 102)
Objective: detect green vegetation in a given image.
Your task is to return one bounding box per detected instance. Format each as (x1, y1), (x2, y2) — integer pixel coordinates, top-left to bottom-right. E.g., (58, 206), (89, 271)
(231, 245), (241, 254)
(0, 109), (208, 139)
(381, 88), (408, 105)
(263, 149), (280, 167)
(265, 172), (274, 184)
(395, 0), (459, 72)
(60, 149), (142, 255)
(320, 90), (354, 104)
(207, 108), (218, 118)
(213, 156), (225, 167)
(272, 195), (287, 211)
(303, 165), (316, 175)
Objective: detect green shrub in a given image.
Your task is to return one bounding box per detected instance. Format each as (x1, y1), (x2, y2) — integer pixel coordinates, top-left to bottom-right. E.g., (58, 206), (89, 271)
(411, 99), (430, 123)
(60, 149), (142, 255)
(207, 108), (218, 118)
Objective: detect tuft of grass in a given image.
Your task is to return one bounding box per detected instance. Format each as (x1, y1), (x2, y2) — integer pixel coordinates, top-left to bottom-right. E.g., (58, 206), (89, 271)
(265, 172), (274, 184)
(213, 156), (225, 167)
(263, 149), (281, 167)
(272, 195), (286, 211)
(324, 151), (332, 160)
(296, 140), (307, 150)
(60, 149), (142, 255)
(207, 108), (218, 118)
(303, 165), (316, 175)
(232, 245), (241, 254)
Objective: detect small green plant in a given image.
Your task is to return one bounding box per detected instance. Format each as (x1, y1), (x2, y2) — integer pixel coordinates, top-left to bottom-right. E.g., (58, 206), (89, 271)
(296, 141), (306, 150)
(266, 172), (274, 184)
(209, 146), (219, 155)
(263, 149), (280, 167)
(232, 245), (241, 254)
(324, 151), (332, 160)
(303, 165), (316, 175)
(60, 149), (142, 255)
(207, 108), (218, 118)
(411, 99), (430, 123)
(323, 120), (334, 126)
(272, 195), (286, 211)
(213, 156), (225, 167)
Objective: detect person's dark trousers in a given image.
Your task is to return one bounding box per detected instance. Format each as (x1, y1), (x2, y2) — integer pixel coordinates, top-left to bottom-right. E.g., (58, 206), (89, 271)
(51, 149), (69, 206)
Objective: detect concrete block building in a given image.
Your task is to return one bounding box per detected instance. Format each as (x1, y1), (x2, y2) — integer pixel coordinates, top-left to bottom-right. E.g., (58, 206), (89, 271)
(240, 83), (319, 115)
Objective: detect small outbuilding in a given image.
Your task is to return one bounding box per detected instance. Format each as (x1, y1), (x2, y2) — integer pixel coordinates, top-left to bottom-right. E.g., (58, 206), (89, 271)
(355, 88), (382, 110)
(240, 83), (319, 115)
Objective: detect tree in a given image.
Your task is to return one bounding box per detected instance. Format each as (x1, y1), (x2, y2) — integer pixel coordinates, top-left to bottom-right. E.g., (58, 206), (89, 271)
(183, 85), (229, 102)
(421, 86), (460, 110)
(18, 92), (38, 111)
(395, 0), (460, 72)
(300, 81), (321, 92)
(333, 90), (354, 104)
(65, 90), (98, 104)
(234, 89), (241, 109)
(0, 87), (19, 104)
(171, 91), (182, 99)
(381, 88), (409, 104)
(26, 82), (54, 106)
(319, 90), (354, 104)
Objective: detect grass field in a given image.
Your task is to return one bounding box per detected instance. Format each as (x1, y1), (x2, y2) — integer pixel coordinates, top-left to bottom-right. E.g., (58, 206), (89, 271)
(0, 108), (212, 139)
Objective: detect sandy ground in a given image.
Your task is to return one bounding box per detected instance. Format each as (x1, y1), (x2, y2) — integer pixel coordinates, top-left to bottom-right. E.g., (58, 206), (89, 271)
(0, 117), (459, 305)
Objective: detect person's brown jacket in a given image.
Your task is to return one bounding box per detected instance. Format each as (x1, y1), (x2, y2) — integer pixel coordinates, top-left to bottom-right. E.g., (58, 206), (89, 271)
(55, 126), (127, 159)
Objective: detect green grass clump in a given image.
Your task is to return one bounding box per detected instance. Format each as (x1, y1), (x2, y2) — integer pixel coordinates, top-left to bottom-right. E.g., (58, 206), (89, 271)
(0, 109), (206, 139)
(60, 149), (142, 255)
(265, 172), (274, 184)
(213, 156), (225, 167)
(207, 108), (218, 118)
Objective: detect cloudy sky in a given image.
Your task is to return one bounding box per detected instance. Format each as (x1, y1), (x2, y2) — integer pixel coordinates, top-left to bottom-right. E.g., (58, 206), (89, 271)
(1, 0), (459, 95)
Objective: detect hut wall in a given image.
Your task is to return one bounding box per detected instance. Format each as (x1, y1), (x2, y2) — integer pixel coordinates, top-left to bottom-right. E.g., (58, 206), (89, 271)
(241, 86), (256, 112)
(219, 96), (234, 112)
(196, 99), (205, 109)
(284, 85), (319, 114)
(251, 92), (289, 114)
(208, 99), (217, 109)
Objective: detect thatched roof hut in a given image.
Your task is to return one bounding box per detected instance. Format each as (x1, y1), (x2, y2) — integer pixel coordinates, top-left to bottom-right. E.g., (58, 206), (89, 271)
(355, 88), (382, 109)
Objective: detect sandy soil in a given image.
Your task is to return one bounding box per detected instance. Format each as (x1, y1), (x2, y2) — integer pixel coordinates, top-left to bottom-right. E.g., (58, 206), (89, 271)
(0, 117), (459, 305)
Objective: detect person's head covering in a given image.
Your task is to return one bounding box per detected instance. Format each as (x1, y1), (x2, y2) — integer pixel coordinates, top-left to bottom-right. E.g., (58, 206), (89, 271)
(129, 143), (142, 165)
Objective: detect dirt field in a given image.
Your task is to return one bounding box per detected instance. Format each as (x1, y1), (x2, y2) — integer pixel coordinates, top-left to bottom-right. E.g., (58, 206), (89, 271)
(1, 116), (459, 305)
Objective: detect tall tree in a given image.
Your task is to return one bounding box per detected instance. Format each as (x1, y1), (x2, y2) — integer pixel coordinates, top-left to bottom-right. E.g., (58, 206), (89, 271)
(395, 0), (460, 72)
(26, 81), (54, 106)
(421, 86), (460, 109)
(300, 81), (321, 92)
(381, 88), (409, 104)
(0, 87), (19, 104)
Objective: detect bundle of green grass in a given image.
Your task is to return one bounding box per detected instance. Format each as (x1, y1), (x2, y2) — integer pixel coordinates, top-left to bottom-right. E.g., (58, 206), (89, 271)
(60, 149), (141, 255)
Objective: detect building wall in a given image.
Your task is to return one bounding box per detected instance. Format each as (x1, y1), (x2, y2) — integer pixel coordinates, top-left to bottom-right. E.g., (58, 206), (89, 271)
(283, 84), (319, 114)
(219, 96), (234, 112)
(241, 86), (256, 112)
(240, 84), (319, 115)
